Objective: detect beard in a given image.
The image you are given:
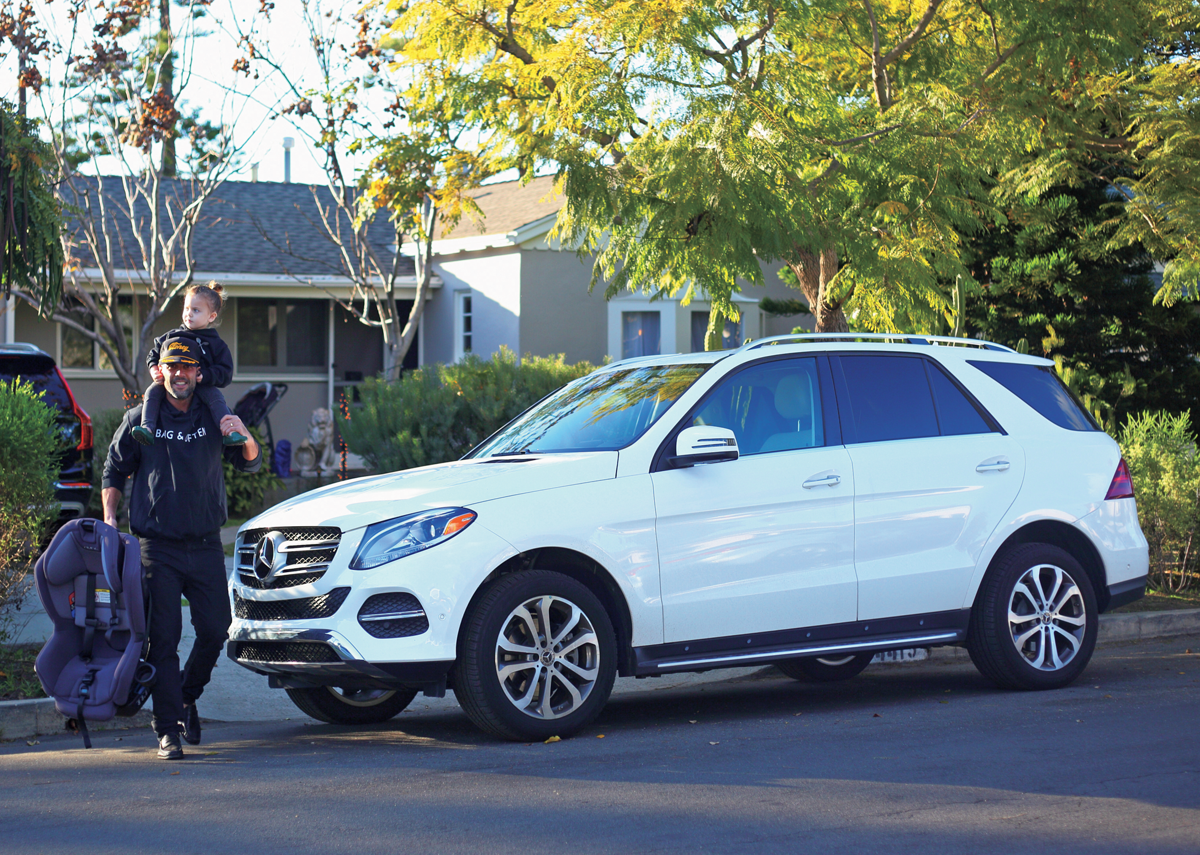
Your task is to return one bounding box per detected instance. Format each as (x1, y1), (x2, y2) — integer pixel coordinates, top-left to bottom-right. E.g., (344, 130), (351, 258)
(165, 371), (196, 401)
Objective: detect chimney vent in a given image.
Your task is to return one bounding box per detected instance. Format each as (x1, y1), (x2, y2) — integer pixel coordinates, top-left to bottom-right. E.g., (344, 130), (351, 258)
(250, 162), (259, 183)
(283, 137), (295, 184)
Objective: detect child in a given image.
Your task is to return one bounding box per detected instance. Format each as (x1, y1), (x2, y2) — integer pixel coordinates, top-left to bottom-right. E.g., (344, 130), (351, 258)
(132, 282), (247, 446)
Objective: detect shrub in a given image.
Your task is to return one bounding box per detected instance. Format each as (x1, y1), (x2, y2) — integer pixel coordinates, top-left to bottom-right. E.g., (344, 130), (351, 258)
(0, 380), (59, 626)
(224, 425), (283, 517)
(1118, 411), (1200, 592)
(340, 348), (599, 472)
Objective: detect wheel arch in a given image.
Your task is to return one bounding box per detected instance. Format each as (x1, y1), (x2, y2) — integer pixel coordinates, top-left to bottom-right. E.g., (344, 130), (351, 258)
(975, 520), (1110, 613)
(461, 547), (637, 677)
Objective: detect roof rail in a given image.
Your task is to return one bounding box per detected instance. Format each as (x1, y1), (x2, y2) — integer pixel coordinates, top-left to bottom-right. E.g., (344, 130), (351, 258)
(738, 332), (1015, 354)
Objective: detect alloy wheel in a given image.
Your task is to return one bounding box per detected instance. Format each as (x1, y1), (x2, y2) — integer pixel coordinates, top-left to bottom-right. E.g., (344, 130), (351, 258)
(1007, 563), (1087, 671)
(494, 594), (601, 720)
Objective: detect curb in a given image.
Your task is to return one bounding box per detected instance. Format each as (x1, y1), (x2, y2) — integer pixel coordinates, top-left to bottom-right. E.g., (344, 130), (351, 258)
(0, 699), (152, 744)
(4, 608), (1199, 743)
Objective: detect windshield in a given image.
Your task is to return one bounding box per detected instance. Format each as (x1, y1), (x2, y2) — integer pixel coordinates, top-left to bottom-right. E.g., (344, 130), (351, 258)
(470, 363), (709, 457)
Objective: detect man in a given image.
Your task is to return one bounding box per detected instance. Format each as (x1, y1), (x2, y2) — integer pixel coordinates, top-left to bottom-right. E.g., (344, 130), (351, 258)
(103, 335), (260, 760)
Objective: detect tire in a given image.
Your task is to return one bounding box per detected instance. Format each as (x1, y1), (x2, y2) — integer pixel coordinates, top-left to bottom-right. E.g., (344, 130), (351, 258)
(967, 542), (1098, 691)
(456, 570), (618, 741)
(776, 653), (873, 682)
(285, 686), (418, 724)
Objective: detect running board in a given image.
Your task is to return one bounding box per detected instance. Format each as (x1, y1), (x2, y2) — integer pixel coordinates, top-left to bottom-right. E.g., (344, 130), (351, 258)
(632, 610), (970, 676)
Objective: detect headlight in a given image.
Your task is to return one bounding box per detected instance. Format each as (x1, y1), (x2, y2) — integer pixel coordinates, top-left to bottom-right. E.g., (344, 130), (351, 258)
(350, 507), (477, 570)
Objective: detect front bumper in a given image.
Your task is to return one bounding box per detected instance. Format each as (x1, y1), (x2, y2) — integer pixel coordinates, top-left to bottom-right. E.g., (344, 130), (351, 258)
(225, 626), (452, 691)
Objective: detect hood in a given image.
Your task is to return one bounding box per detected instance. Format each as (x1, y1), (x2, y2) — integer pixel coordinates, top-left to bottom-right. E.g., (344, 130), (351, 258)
(245, 452), (619, 532)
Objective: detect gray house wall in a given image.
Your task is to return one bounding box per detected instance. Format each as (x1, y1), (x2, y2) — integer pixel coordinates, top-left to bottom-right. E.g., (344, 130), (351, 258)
(519, 249), (608, 364)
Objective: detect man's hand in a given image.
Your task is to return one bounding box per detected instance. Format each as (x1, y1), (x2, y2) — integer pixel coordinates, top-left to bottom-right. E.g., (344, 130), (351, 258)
(220, 414), (259, 460)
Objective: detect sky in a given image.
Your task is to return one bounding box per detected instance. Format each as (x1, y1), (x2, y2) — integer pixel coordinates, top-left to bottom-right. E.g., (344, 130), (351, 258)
(6, 0), (380, 186)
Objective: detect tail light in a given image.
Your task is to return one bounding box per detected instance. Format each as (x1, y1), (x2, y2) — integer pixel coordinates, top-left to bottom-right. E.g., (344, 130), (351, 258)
(1104, 458), (1134, 500)
(55, 367), (93, 451)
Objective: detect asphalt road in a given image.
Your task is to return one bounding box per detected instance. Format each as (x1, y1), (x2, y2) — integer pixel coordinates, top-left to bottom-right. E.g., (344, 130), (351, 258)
(3, 635), (1198, 855)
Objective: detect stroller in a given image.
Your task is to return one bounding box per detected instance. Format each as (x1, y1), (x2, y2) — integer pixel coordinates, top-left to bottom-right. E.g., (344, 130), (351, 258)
(233, 381), (288, 459)
(34, 518), (156, 748)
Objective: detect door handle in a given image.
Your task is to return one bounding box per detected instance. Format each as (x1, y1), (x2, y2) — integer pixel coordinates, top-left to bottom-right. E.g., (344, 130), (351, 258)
(802, 474), (841, 489)
(976, 459), (1010, 473)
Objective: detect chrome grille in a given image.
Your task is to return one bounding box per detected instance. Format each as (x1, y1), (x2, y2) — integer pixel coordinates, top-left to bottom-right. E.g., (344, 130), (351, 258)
(233, 641), (341, 663)
(234, 588), (350, 622)
(236, 527), (341, 590)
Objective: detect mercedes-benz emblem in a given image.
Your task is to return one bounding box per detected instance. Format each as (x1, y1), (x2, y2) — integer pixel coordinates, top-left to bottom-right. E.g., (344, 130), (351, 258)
(254, 531), (288, 582)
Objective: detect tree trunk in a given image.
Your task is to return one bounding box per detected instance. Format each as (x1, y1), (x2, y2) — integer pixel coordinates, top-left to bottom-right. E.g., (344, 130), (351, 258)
(787, 245), (848, 333)
(158, 0), (177, 177)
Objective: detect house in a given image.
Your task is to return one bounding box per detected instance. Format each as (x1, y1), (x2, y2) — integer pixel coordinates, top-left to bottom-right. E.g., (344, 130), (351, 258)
(1, 174), (813, 458)
(416, 175), (811, 367)
(0, 177), (417, 454)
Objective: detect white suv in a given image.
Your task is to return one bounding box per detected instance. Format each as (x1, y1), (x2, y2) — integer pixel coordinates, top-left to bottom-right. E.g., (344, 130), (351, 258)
(227, 334), (1148, 740)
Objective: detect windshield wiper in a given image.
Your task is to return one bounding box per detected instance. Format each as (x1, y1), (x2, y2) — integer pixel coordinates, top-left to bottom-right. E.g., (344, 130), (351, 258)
(491, 448), (535, 457)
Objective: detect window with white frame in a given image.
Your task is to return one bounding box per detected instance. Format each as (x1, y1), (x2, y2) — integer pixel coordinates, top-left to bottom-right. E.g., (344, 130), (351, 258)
(621, 311), (661, 359)
(59, 296), (135, 370)
(455, 292), (473, 361)
(235, 298), (328, 373)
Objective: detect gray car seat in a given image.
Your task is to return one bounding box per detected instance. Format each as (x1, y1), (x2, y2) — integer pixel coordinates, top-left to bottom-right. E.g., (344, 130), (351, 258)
(34, 518), (155, 747)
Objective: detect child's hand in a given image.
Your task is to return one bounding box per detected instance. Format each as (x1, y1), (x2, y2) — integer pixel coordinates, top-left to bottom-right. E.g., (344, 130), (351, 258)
(150, 365), (164, 384)
(197, 370), (204, 384)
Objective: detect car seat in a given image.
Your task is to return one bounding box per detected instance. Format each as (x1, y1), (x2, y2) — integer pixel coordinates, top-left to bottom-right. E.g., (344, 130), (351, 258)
(34, 519), (155, 747)
(760, 373), (817, 452)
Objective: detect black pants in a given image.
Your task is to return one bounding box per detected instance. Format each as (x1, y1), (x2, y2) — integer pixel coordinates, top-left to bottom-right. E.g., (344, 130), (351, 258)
(142, 535), (230, 736)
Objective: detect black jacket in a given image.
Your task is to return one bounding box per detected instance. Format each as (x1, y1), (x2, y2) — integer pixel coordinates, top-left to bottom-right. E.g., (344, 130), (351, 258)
(102, 398), (261, 540)
(146, 327), (233, 388)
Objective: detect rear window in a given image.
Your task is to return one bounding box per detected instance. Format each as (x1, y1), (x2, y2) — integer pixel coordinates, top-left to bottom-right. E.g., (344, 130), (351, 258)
(968, 361), (1100, 431)
(0, 355), (72, 416)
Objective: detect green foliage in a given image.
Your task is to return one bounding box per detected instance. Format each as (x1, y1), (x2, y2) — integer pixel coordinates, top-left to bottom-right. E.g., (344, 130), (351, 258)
(339, 348), (598, 472)
(0, 381), (59, 625)
(967, 178), (1200, 427)
(385, 0), (1157, 333)
(223, 426), (283, 518)
(1119, 411), (1200, 593)
(759, 297), (811, 318)
(0, 101), (63, 311)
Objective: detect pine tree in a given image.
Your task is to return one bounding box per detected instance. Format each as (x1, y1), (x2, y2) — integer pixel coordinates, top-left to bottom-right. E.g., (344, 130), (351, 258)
(966, 178), (1200, 428)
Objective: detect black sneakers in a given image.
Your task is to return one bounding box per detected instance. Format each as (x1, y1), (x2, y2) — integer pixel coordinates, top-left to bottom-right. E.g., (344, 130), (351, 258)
(158, 732), (184, 760)
(181, 704), (201, 745)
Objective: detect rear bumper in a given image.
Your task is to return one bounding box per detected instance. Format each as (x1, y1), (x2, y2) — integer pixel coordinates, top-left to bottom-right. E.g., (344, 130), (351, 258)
(1106, 576), (1147, 612)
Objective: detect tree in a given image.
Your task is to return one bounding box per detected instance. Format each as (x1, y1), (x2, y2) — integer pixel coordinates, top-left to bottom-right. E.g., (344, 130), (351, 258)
(0, 101), (62, 308)
(966, 176), (1200, 429)
(382, 0), (1155, 343)
(3, 0), (263, 395)
(236, 0), (498, 379)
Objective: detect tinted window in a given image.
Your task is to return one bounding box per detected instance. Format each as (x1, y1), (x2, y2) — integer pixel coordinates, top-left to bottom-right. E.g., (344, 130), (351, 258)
(838, 356), (939, 443)
(692, 358), (824, 455)
(968, 361), (1099, 431)
(0, 355), (72, 415)
(927, 363), (995, 435)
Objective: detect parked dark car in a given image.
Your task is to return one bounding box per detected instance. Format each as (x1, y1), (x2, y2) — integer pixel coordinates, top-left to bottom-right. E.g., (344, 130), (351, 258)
(0, 343), (94, 523)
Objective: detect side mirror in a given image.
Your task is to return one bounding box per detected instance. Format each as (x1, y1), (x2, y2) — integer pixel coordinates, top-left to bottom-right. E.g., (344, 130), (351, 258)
(669, 426), (739, 468)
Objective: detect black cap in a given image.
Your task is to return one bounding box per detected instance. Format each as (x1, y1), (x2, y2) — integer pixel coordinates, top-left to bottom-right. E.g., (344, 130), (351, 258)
(158, 336), (200, 365)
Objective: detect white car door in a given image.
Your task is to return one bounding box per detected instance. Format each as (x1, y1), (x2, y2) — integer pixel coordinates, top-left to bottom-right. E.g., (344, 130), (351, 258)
(832, 354), (1025, 620)
(652, 357), (858, 643)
